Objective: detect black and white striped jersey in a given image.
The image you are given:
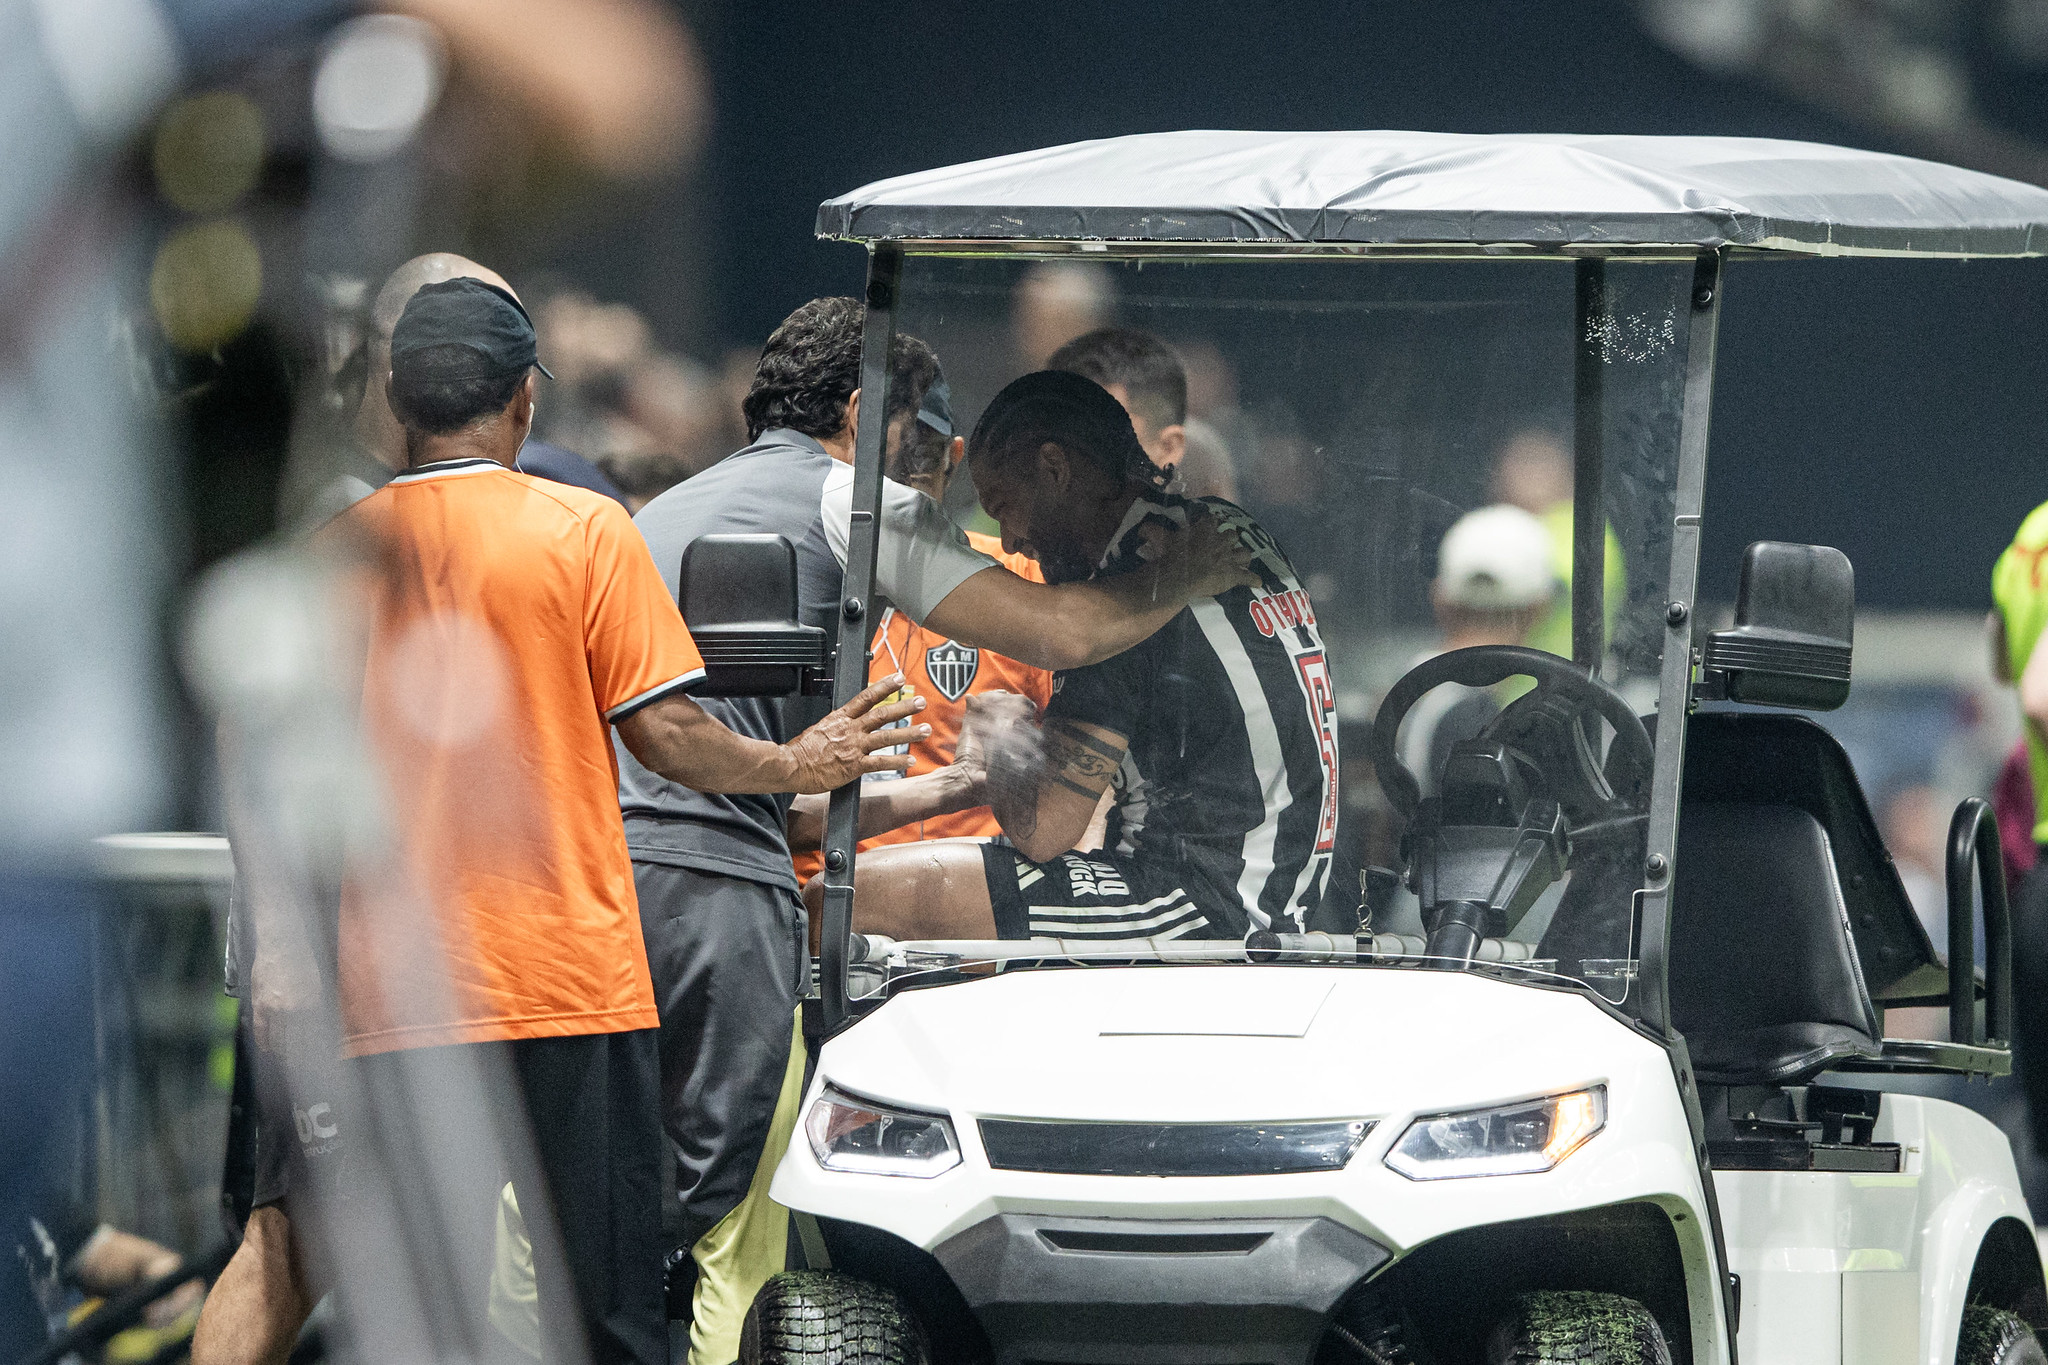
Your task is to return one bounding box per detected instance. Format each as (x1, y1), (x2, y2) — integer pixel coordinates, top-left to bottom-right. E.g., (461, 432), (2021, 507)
(1043, 493), (1340, 939)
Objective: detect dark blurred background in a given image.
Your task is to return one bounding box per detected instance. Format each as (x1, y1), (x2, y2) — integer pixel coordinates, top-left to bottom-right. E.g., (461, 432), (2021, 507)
(143, 0), (2048, 607)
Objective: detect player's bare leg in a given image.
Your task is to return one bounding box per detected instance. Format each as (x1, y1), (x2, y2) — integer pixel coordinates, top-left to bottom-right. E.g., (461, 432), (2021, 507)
(192, 1205), (313, 1365)
(804, 840), (997, 946)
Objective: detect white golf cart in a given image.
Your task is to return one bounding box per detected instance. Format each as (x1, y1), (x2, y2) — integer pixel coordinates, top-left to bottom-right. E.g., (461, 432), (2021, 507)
(692, 133), (2048, 1365)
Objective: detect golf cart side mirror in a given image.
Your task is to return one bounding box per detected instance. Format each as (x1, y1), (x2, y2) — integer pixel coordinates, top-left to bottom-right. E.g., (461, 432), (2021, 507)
(1700, 541), (1853, 711)
(679, 534), (833, 698)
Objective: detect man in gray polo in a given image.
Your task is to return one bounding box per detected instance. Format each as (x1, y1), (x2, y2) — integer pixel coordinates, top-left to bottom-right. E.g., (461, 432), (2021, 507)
(623, 297), (1251, 1362)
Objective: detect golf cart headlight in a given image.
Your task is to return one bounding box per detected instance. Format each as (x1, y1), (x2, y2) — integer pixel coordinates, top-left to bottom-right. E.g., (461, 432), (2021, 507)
(1384, 1086), (1606, 1180)
(804, 1084), (960, 1177)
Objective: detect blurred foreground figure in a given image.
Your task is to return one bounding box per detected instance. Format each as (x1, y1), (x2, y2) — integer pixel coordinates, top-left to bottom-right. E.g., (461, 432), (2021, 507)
(1, 1), (191, 1354)
(307, 280), (922, 1365)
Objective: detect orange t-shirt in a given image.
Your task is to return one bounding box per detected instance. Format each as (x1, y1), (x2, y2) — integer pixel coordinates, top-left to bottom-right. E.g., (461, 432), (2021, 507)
(322, 458), (705, 1056)
(792, 535), (1049, 883)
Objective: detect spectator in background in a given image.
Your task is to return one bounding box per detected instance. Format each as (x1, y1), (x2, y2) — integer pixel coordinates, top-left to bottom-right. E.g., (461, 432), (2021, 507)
(311, 254), (628, 520)
(1048, 327), (1237, 501)
(1994, 740), (2037, 903)
(1012, 262), (1114, 371)
(1879, 783), (1948, 944)
(1397, 505), (1558, 793)
(1489, 429), (1626, 662)
(596, 355), (732, 511)
(530, 292), (735, 511)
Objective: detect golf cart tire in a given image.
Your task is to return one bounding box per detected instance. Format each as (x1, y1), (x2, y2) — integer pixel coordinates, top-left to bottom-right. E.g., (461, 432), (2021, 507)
(1484, 1290), (1672, 1365)
(740, 1270), (929, 1365)
(1960, 1305), (2048, 1365)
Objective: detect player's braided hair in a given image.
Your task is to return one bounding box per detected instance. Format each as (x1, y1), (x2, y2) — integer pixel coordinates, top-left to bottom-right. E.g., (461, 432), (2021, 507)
(967, 369), (1170, 492)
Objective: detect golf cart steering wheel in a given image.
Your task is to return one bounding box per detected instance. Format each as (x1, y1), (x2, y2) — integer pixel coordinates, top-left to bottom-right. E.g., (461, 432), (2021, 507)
(1370, 645), (1653, 834)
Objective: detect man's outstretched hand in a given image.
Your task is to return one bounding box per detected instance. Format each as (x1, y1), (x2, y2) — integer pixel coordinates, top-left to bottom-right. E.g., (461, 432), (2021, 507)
(1137, 508), (1259, 600)
(783, 674), (929, 793)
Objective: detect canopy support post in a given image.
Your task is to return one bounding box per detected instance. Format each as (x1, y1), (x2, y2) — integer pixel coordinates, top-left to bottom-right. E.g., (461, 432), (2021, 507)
(1641, 248), (1731, 1363)
(818, 244), (901, 1035)
(1572, 257), (1606, 674)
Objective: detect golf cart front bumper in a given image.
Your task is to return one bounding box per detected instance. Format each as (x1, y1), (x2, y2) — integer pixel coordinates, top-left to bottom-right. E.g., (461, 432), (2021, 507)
(931, 1212), (1388, 1365)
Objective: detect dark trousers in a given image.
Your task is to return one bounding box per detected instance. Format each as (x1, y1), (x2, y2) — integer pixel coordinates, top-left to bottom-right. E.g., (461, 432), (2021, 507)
(632, 861), (805, 1252)
(2013, 855), (2048, 1157)
(355, 1030), (666, 1365)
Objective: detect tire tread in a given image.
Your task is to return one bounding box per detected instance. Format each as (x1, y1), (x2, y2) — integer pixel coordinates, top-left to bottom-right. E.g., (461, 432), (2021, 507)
(1958, 1304), (2048, 1365)
(1486, 1290), (1672, 1365)
(740, 1270), (928, 1365)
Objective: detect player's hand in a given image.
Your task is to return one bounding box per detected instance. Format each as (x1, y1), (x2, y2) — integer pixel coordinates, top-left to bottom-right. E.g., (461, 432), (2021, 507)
(1138, 508), (1258, 599)
(783, 674), (928, 792)
(956, 690), (1038, 793)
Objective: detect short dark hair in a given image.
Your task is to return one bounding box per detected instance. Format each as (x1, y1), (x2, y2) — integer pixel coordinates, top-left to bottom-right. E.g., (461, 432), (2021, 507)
(742, 297), (863, 441)
(388, 344), (528, 435)
(969, 369), (1167, 491)
(1046, 327), (1187, 431)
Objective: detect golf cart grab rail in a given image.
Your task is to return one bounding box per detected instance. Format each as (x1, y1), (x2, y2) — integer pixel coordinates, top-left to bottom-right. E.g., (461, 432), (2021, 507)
(1946, 797), (2014, 1047)
(848, 932), (1543, 967)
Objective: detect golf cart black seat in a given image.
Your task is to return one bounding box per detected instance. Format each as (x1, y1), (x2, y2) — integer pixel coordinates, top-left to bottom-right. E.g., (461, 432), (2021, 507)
(1665, 712), (1935, 1086)
(1668, 801), (1883, 1085)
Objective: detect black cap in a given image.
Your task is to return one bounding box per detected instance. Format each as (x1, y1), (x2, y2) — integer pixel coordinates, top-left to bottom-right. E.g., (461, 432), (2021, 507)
(916, 376), (955, 437)
(391, 277), (555, 384)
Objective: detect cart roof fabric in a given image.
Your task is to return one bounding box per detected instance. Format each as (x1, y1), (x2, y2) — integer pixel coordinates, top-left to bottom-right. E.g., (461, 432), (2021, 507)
(816, 131), (2048, 257)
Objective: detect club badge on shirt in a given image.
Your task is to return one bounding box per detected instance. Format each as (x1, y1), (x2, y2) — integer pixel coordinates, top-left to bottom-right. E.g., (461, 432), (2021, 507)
(924, 640), (980, 702)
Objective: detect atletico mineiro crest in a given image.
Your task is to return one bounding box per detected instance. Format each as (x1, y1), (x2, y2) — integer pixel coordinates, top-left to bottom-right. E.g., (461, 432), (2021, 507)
(924, 640), (980, 702)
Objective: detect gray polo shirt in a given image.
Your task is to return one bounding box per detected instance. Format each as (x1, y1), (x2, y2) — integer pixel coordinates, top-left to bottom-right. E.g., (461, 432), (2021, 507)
(618, 428), (996, 890)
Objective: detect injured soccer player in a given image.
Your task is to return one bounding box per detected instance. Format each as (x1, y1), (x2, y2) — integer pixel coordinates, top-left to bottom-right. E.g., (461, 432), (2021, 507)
(819, 370), (1342, 947)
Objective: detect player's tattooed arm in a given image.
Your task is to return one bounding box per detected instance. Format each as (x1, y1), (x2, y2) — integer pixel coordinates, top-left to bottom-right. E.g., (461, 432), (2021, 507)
(1042, 722), (1124, 800)
(993, 717), (1129, 863)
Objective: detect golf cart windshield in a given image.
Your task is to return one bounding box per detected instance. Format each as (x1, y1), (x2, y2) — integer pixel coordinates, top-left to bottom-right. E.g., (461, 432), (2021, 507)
(863, 250), (1696, 1004)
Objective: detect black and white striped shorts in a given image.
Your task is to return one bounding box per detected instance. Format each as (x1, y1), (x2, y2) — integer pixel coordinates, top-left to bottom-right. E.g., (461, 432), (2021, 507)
(979, 845), (1213, 942)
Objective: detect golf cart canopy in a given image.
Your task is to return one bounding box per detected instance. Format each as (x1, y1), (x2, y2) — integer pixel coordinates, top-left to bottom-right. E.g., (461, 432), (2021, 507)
(817, 130), (2048, 258)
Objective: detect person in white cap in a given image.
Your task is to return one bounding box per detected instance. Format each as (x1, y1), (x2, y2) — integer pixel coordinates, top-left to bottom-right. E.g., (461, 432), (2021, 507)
(1397, 504), (1559, 793)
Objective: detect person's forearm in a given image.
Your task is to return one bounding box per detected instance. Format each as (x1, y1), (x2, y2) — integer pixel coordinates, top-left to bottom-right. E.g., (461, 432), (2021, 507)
(620, 700), (801, 794)
(931, 564), (1191, 672)
(786, 766), (981, 853)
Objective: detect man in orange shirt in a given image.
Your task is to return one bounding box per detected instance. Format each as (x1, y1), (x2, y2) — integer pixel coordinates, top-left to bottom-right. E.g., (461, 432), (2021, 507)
(321, 279), (924, 1365)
